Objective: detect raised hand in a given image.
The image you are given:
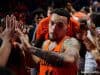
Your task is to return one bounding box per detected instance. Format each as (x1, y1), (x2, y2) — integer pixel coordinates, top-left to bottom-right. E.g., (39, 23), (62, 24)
(14, 24), (31, 50)
(0, 15), (16, 66)
(0, 15), (16, 42)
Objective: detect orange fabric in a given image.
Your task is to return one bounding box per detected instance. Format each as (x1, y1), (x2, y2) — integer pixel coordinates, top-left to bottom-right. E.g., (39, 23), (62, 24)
(36, 16), (50, 40)
(74, 12), (86, 19)
(39, 36), (77, 75)
(67, 17), (80, 37)
(36, 16), (80, 40)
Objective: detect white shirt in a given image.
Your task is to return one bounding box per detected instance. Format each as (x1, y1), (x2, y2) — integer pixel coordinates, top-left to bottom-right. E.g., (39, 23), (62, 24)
(84, 51), (97, 73)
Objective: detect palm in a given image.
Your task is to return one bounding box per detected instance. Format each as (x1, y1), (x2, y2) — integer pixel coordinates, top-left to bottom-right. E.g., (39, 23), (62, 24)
(0, 15), (16, 41)
(16, 28), (29, 45)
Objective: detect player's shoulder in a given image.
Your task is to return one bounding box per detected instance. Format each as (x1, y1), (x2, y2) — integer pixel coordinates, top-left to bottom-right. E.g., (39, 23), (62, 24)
(64, 37), (79, 44)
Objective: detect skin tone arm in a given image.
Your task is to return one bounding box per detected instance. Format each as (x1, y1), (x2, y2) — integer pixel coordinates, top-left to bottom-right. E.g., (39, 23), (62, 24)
(27, 38), (80, 66)
(0, 15), (16, 67)
(0, 39), (11, 67)
(15, 28), (80, 66)
(28, 38), (80, 66)
(91, 50), (100, 62)
(82, 31), (100, 62)
(91, 35), (100, 62)
(14, 28), (41, 64)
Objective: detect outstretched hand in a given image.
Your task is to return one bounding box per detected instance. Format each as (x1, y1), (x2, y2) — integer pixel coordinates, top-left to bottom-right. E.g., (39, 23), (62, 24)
(0, 15), (16, 42)
(14, 24), (31, 51)
(0, 14), (32, 52)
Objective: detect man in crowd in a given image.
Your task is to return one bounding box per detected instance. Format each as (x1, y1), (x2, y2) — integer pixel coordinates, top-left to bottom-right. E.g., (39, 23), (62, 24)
(35, 0), (80, 48)
(16, 8), (80, 75)
(83, 12), (100, 73)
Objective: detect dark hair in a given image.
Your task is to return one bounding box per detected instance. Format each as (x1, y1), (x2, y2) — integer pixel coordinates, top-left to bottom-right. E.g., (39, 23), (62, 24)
(91, 12), (100, 27)
(32, 8), (46, 19)
(84, 7), (90, 13)
(52, 8), (71, 23)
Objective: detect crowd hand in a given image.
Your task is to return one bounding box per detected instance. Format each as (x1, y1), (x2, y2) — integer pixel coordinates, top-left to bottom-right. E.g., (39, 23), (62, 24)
(82, 32), (96, 50)
(14, 27), (39, 53)
(0, 15), (16, 42)
(14, 27), (31, 51)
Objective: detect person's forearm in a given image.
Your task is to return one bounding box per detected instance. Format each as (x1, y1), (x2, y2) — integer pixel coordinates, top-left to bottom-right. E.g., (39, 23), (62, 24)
(29, 47), (64, 66)
(24, 50), (40, 64)
(83, 37), (96, 49)
(0, 40), (11, 67)
(31, 55), (40, 64)
(92, 50), (100, 62)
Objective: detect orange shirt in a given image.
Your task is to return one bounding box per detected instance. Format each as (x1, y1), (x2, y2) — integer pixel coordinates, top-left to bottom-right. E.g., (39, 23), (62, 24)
(39, 36), (77, 75)
(36, 16), (50, 40)
(67, 17), (80, 37)
(36, 16), (80, 40)
(74, 12), (86, 19)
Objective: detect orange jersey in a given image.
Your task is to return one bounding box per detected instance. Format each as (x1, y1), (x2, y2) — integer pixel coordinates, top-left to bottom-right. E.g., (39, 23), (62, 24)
(39, 36), (77, 75)
(36, 16), (50, 40)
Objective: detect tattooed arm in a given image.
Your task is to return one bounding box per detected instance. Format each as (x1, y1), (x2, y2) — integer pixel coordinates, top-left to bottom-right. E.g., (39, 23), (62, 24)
(29, 38), (80, 66)
(16, 27), (80, 66)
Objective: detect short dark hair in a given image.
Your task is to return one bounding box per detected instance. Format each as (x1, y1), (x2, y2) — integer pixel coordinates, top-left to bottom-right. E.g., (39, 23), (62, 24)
(32, 8), (46, 19)
(84, 7), (90, 13)
(51, 8), (71, 23)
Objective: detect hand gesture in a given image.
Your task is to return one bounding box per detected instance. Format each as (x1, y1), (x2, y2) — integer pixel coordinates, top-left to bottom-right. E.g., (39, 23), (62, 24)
(14, 26), (31, 50)
(0, 15), (16, 42)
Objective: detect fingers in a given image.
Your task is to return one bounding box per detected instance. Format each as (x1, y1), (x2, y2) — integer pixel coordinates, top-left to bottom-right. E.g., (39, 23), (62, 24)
(4, 14), (28, 43)
(13, 42), (23, 49)
(5, 14), (17, 31)
(11, 15), (16, 30)
(15, 20), (23, 33)
(15, 22), (24, 36)
(6, 15), (10, 29)
(15, 28), (23, 35)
